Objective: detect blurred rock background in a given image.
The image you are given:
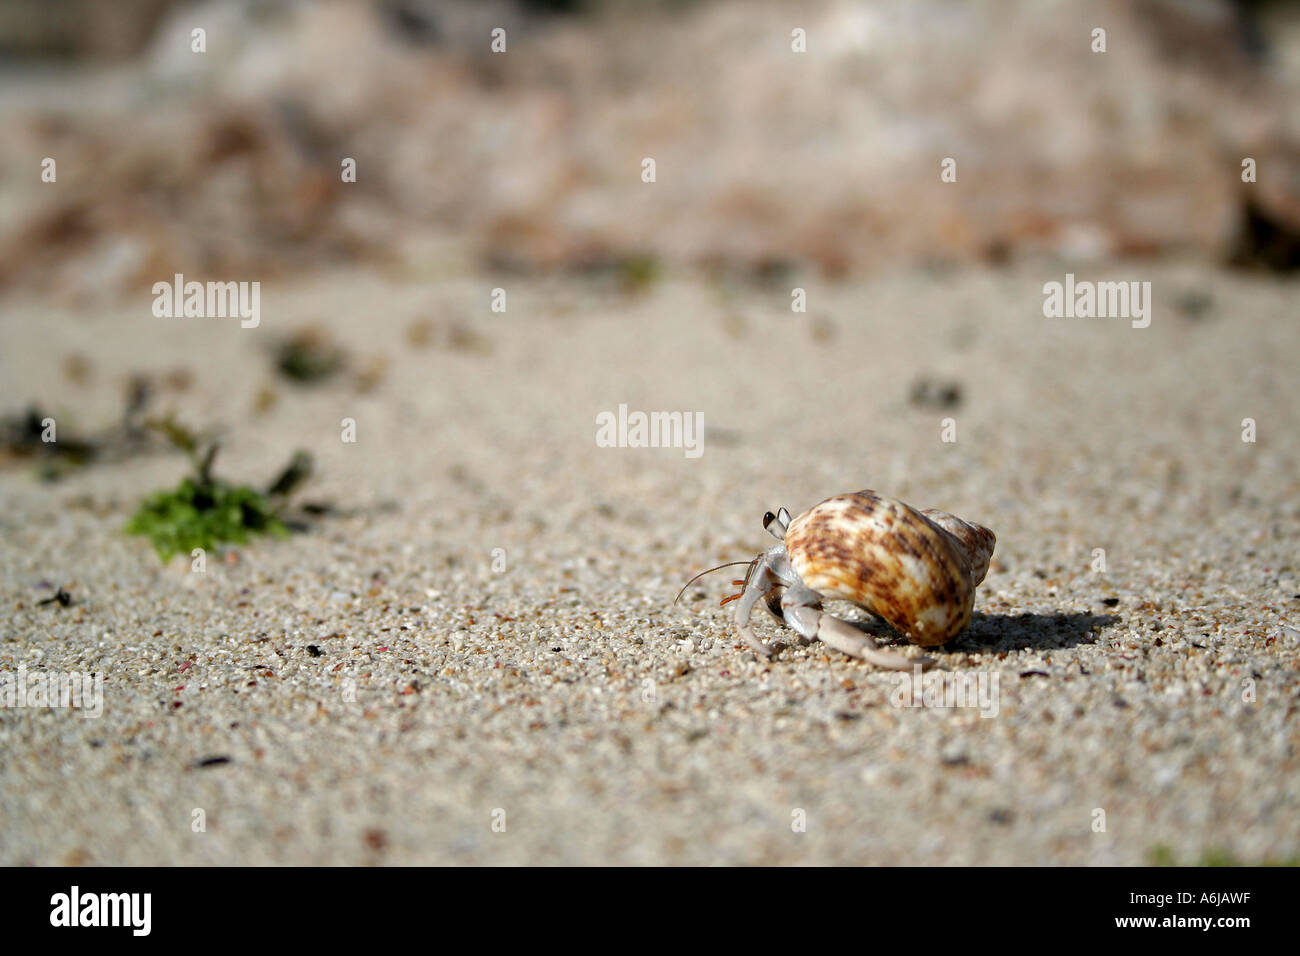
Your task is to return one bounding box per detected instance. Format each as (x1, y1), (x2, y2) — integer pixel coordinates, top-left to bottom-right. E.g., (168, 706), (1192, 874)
(1, 0), (1298, 305)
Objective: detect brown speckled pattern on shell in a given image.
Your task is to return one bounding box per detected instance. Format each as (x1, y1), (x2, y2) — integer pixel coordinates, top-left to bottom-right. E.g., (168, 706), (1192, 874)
(784, 490), (996, 646)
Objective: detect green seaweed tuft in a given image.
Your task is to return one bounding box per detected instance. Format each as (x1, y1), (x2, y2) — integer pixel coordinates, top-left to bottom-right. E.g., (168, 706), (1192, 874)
(125, 476), (287, 560)
(125, 415), (308, 561)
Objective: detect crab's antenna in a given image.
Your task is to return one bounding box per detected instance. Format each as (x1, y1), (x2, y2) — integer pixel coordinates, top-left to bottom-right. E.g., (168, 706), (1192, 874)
(674, 560), (755, 605)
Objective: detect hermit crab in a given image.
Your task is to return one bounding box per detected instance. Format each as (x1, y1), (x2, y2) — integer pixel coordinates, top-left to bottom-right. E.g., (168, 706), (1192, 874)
(679, 490), (996, 668)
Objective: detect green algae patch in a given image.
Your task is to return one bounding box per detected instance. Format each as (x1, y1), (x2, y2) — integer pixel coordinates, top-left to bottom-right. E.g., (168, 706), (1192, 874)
(125, 415), (311, 561)
(126, 476), (288, 560)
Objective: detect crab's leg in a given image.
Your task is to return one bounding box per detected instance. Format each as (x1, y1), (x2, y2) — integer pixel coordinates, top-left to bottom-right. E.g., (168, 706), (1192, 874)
(734, 557), (780, 658)
(815, 613), (934, 670)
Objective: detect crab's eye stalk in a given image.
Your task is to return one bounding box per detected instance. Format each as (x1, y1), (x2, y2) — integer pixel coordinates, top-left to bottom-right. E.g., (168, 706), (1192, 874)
(763, 511), (776, 529)
(763, 509), (788, 540)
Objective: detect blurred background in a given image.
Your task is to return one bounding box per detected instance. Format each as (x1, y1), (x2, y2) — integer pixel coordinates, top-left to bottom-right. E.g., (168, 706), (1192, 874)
(1, 0), (1297, 306)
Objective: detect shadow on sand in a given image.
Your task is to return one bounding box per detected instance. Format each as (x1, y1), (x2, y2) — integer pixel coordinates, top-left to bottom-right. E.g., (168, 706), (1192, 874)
(958, 610), (1122, 653)
(835, 607), (1122, 656)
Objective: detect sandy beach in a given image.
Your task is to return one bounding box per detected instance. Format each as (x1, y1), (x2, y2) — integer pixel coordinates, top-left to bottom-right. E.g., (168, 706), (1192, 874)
(2, 257), (1297, 865)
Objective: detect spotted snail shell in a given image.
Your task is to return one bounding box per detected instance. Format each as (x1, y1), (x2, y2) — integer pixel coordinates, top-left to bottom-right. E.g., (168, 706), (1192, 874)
(783, 490), (996, 646)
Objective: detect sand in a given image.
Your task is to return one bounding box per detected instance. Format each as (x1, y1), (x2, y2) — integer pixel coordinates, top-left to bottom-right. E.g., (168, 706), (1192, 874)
(1, 260), (1297, 865)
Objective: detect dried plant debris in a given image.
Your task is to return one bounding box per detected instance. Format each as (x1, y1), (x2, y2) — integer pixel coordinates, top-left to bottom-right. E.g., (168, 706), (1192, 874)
(404, 318), (492, 355)
(251, 386), (280, 416)
(808, 315), (836, 344)
(611, 253), (661, 295)
(405, 318), (437, 348)
(62, 352), (94, 385)
(0, 373), (190, 480)
(0, 406), (99, 477)
(908, 376), (964, 410)
(1227, 196), (1300, 273)
(37, 586), (73, 608)
(354, 355), (390, 393)
(1175, 290), (1215, 321)
(560, 252), (663, 295)
(265, 449), (314, 499)
(274, 326), (347, 384)
(270, 327), (391, 392)
(444, 320), (493, 355)
(125, 416), (314, 561)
